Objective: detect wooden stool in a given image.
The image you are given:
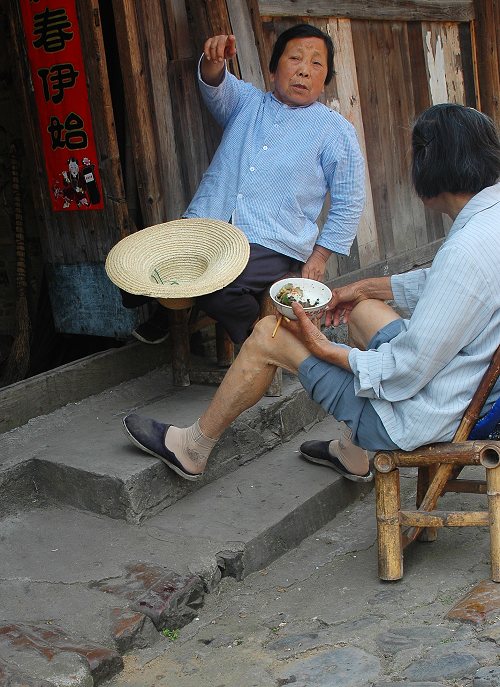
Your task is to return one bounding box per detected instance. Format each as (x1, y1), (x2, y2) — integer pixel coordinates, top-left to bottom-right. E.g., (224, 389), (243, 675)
(374, 345), (500, 581)
(158, 297), (193, 387)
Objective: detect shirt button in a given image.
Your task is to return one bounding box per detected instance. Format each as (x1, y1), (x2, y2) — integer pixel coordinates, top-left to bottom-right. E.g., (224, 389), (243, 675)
(249, 166), (255, 172)
(262, 145), (268, 150)
(237, 193), (243, 199)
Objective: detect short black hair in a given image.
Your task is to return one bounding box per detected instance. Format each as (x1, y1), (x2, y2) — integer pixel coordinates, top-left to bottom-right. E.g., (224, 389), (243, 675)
(269, 24), (334, 86)
(412, 103), (500, 198)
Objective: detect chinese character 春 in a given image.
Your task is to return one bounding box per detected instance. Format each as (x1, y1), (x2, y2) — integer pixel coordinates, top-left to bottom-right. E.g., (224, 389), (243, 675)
(33, 8), (73, 52)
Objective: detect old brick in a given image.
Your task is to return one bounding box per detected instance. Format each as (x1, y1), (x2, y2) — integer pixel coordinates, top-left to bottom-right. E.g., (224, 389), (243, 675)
(0, 623), (123, 684)
(92, 562), (205, 629)
(110, 607), (160, 653)
(447, 580), (500, 624)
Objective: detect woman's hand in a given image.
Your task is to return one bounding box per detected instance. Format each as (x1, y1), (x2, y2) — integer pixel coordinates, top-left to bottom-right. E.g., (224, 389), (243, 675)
(283, 302), (332, 358)
(203, 34), (237, 63)
(325, 283), (363, 328)
(283, 302), (351, 370)
(201, 35), (237, 86)
(301, 253), (326, 281)
(301, 246), (331, 282)
(324, 277), (393, 327)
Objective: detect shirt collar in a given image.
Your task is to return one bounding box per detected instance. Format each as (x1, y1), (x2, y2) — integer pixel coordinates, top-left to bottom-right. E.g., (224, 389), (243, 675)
(268, 91), (317, 109)
(449, 182), (500, 236)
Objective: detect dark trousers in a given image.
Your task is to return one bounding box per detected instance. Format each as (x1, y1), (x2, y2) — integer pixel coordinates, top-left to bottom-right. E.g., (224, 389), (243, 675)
(197, 243), (302, 343)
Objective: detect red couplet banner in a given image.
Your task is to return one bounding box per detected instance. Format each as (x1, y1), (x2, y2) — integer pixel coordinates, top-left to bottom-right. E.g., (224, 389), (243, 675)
(20, 0), (104, 211)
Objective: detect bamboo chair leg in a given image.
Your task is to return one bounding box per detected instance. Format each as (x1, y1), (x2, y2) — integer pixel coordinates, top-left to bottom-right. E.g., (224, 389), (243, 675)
(486, 464), (500, 582)
(403, 463), (455, 547)
(416, 466), (438, 542)
(376, 469), (403, 581)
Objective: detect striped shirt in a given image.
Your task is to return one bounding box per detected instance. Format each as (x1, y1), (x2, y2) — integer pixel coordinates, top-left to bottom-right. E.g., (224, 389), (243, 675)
(184, 62), (365, 262)
(349, 183), (500, 450)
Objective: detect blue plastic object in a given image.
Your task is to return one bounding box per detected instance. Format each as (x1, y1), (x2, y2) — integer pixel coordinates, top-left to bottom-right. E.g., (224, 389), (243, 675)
(469, 397), (500, 440)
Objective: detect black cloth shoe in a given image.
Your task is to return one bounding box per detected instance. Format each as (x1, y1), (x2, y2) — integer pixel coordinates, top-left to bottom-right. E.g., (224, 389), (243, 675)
(132, 307), (170, 344)
(123, 413), (202, 481)
(299, 439), (373, 483)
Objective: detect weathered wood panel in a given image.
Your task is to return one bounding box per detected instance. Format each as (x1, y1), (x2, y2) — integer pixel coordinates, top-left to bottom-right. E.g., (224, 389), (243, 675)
(325, 18), (380, 268)
(258, 1), (474, 21)
(328, 238), (444, 289)
(164, 0), (192, 60)
(422, 22), (465, 104)
(472, 0), (500, 126)
(244, 0), (273, 91)
(136, 2), (186, 219)
(350, 18), (468, 261)
(168, 59), (214, 201)
(112, 0), (167, 226)
(184, 0), (239, 76)
(351, 21), (423, 260)
(226, 0), (266, 90)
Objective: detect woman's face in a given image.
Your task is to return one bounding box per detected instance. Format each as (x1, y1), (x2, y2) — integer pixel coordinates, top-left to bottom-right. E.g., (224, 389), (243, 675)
(271, 37), (328, 108)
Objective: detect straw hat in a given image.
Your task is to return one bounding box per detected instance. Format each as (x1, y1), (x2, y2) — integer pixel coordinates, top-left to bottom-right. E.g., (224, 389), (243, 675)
(105, 218), (250, 302)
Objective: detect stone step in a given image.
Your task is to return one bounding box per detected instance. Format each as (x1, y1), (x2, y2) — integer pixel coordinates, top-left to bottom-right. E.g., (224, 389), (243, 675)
(0, 360), (326, 523)
(0, 340), (171, 435)
(0, 414), (371, 686)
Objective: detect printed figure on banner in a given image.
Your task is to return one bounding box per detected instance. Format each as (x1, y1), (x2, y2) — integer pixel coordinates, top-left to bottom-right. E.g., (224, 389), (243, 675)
(52, 156), (102, 209)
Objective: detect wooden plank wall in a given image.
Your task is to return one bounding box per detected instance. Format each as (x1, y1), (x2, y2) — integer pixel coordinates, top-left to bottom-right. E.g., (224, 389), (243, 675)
(11, 0), (498, 337)
(109, 0), (497, 287)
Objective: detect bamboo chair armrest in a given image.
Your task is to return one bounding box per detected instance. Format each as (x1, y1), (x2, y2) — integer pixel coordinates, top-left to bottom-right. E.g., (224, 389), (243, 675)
(374, 440), (500, 472)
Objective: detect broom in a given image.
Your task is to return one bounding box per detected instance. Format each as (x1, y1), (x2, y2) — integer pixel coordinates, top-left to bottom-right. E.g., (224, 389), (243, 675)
(1, 142), (31, 386)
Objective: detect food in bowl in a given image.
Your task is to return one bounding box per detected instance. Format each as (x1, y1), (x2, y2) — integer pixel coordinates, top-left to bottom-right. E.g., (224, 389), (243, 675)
(270, 277), (332, 321)
(275, 283), (320, 308)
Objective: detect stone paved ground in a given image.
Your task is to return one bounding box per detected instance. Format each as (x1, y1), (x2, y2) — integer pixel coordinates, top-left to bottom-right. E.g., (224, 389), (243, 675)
(105, 469), (500, 687)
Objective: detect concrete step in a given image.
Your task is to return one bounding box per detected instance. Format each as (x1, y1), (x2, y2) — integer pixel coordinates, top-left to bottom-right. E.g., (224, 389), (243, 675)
(0, 358), (327, 523)
(0, 414), (371, 686)
(0, 340), (171, 435)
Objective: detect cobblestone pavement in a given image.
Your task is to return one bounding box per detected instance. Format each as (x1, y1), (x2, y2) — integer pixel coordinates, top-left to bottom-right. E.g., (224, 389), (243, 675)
(105, 469), (500, 687)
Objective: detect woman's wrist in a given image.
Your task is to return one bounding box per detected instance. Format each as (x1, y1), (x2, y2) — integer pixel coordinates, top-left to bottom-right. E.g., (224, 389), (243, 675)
(312, 246), (331, 262)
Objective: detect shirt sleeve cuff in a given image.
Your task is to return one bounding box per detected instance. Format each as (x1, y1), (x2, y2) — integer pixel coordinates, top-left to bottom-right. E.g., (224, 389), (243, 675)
(348, 348), (380, 399)
(390, 271), (426, 312)
(197, 54), (227, 89)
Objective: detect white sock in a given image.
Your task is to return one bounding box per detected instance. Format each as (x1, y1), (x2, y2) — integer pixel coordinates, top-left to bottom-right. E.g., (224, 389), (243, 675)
(328, 427), (369, 476)
(164, 419), (217, 470)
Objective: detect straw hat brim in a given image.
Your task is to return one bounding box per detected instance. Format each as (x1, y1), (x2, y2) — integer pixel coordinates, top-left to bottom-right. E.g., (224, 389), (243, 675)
(105, 218), (250, 299)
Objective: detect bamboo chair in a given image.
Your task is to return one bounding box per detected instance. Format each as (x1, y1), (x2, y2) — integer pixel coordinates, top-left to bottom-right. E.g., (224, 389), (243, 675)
(374, 344), (500, 581)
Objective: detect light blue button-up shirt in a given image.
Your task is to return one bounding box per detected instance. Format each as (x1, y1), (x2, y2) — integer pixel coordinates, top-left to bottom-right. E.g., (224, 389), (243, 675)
(184, 63), (365, 263)
(349, 183), (500, 450)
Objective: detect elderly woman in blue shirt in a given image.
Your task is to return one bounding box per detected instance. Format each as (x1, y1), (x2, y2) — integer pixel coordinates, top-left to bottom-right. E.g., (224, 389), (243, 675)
(123, 104), (500, 484)
(184, 25), (365, 344)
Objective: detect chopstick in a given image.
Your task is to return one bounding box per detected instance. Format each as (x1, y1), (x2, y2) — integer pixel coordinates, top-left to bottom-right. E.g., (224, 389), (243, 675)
(272, 315), (290, 338)
(272, 315), (283, 338)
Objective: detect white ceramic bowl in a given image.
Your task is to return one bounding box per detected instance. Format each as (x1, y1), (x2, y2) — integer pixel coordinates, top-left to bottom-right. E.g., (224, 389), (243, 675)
(269, 278), (332, 320)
